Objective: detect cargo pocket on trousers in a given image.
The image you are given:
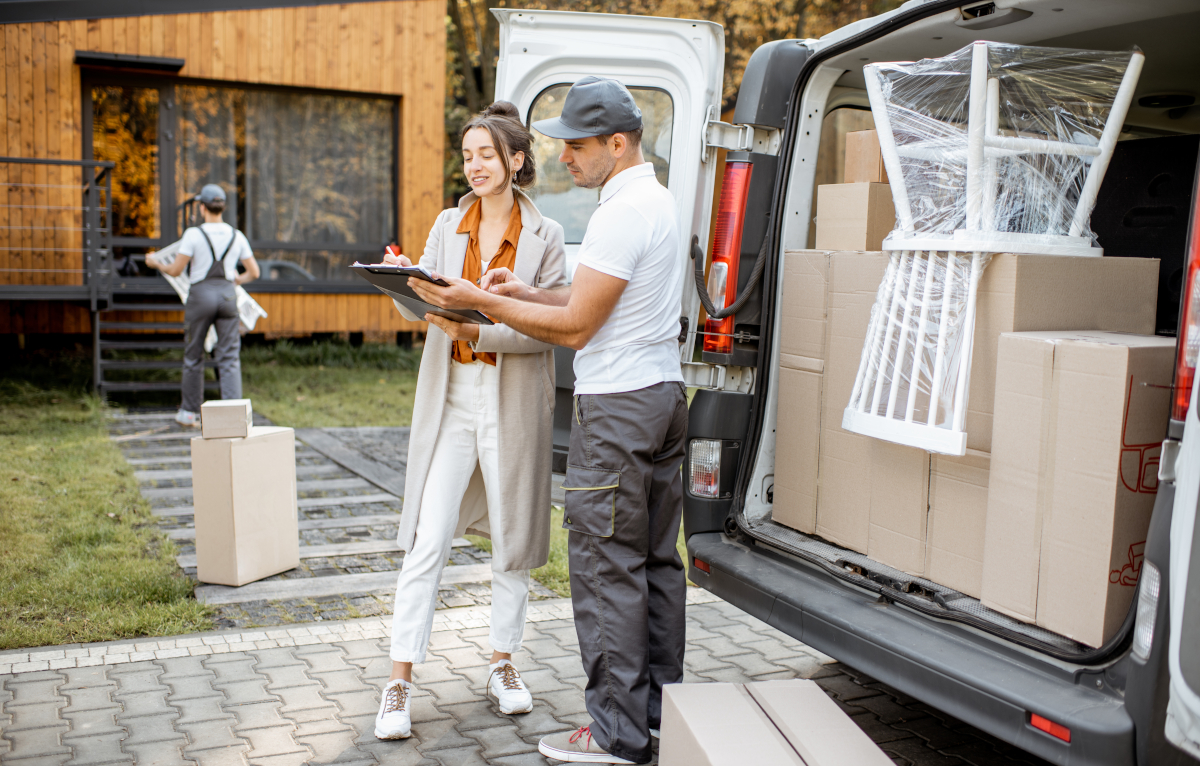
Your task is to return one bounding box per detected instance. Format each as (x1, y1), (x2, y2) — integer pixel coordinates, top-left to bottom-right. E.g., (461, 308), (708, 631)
(561, 464), (620, 538)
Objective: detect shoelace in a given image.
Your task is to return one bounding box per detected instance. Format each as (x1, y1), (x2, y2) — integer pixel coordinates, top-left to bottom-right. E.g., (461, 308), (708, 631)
(493, 663), (523, 691)
(568, 726), (594, 752)
(383, 682), (408, 714)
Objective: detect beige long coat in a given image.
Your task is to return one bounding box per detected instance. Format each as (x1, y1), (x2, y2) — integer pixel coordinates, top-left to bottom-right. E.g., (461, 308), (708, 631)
(393, 190), (567, 571)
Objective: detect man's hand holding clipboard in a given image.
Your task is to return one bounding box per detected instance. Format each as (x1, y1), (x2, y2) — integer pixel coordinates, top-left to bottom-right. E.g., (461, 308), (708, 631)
(351, 247), (493, 336)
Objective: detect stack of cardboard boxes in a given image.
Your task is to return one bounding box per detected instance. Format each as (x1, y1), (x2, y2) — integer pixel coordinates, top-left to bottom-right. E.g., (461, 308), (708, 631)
(191, 399), (300, 587)
(772, 131), (1171, 647)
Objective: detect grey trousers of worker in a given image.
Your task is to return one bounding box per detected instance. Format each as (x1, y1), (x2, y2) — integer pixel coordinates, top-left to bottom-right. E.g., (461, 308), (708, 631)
(182, 278), (242, 414)
(564, 381), (689, 765)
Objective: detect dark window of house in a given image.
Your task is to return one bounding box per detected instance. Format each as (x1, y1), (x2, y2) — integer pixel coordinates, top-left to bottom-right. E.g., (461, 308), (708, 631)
(88, 78), (396, 288)
(91, 85), (161, 239)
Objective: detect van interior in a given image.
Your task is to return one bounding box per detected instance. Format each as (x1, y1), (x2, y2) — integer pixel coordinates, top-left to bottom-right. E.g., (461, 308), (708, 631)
(748, 0), (1200, 660)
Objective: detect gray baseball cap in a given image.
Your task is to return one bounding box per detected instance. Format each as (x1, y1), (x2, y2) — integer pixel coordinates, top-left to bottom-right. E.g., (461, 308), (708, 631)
(532, 76), (643, 140)
(196, 184), (226, 206)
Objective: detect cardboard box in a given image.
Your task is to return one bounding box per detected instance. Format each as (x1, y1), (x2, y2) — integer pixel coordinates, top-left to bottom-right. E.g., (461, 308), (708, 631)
(778, 250), (832, 368)
(772, 250), (929, 564)
(845, 129), (889, 184)
(981, 332), (1174, 647)
(773, 365), (823, 533)
(192, 426), (300, 586)
(201, 398), (253, 439)
(660, 680), (892, 766)
(818, 251), (930, 564)
(926, 450), (991, 598)
(773, 250), (830, 534)
(815, 183), (895, 252)
(965, 255), (1159, 452)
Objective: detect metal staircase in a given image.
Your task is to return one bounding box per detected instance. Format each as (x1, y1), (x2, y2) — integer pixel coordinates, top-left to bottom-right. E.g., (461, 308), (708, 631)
(93, 283), (218, 399)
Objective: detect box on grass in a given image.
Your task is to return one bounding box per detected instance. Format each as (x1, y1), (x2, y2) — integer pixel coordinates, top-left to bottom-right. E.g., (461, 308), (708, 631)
(201, 398), (253, 439)
(660, 680), (892, 766)
(981, 331), (1174, 647)
(191, 426), (299, 586)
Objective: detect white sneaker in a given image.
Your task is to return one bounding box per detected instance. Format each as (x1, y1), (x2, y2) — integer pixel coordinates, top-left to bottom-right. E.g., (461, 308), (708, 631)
(174, 410), (200, 428)
(374, 679), (412, 740)
(538, 727), (635, 764)
(487, 659), (533, 715)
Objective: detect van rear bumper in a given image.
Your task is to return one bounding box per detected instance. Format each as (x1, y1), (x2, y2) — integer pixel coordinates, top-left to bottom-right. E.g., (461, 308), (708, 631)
(687, 532), (1135, 766)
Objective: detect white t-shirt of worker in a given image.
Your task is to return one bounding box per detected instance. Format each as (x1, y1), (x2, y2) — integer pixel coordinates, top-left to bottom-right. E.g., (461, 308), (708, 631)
(573, 162), (684, 395)
(178, 222), (253, 285)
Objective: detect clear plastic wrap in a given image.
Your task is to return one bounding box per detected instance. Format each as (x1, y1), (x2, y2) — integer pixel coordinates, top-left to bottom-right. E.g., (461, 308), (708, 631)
(843, 42), (1144, 455)
(867, 41), (1141, 253)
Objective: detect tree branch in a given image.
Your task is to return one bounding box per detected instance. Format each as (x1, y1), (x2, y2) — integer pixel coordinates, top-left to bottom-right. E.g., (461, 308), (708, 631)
(447, 0), (482, 113)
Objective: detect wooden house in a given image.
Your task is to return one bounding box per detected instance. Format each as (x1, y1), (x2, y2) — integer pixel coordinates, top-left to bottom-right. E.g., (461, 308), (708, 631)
(0, 0), (439, 364)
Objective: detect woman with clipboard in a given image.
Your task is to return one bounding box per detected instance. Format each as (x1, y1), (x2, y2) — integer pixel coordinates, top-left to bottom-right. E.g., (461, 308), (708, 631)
(373, 102), (567, 740)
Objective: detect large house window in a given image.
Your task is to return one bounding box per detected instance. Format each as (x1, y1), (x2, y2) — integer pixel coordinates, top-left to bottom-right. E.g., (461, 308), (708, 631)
(87, 75), (397, 289)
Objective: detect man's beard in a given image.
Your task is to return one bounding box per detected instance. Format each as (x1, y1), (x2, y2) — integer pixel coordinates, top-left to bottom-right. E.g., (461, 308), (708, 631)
(571, 154), (616, 189)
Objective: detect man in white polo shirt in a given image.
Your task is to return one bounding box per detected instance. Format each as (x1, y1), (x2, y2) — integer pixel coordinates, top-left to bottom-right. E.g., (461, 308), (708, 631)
(409, 76), (686, 765)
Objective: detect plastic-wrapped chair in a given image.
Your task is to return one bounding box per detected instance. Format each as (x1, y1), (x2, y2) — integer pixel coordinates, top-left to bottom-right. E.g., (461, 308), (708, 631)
(842, 41), (1144, 455)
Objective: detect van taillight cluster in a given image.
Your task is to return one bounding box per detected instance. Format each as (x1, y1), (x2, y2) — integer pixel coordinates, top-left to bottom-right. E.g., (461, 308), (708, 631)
(1173, 176), (1200, 422)
(702, 161), (754, 355)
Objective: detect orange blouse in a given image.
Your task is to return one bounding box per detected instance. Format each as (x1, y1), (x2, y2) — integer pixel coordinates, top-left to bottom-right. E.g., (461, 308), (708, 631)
(452, 198), (522, 365)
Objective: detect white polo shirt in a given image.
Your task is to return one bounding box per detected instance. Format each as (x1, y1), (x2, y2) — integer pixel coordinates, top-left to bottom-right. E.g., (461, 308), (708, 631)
(178, 222), (254, 284)
(573, 162), (683, 395)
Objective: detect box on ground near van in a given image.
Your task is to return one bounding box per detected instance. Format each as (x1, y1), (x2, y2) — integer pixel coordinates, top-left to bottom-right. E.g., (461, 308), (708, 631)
(814, 183), (895, 251)
(659, 680), (892, 766)
(201, 398), (253, 439)
(844, 129), (889, 184)
(981, 331), (1174, 648)
(191, 426), (299, 586)
(773, 251), (1160, 579)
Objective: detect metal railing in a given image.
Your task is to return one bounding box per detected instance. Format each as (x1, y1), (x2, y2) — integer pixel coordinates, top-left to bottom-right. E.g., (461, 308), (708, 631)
(0, 157), (114, 310)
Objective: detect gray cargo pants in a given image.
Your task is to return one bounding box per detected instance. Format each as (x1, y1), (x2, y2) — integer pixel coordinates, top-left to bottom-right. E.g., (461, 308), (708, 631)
(564, 381), (689, 765)
(182, 278), (242, 414)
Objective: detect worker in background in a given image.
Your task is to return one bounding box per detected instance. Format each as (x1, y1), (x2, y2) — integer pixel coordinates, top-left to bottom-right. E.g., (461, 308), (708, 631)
(145, 184), (260, 428)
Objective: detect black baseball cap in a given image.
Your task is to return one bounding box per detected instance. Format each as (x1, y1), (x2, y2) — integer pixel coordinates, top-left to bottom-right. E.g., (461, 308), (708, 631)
(532, 76), (643, 140)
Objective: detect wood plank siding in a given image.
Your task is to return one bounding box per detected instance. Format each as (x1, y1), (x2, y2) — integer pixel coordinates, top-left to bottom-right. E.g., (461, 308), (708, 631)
(0, 1), (442, 336)
(0, 292), (425, 335)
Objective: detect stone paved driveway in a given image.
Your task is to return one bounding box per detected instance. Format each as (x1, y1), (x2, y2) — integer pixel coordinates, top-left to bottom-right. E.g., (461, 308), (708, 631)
(0, 595), (1048, 766)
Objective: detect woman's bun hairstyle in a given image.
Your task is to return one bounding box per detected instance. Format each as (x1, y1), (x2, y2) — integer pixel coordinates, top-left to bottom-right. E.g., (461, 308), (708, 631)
(482, 101), (521, 121)
(461, 100), (537, 192)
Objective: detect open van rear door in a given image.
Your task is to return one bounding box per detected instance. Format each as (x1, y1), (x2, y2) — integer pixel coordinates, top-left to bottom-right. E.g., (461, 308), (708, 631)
(492, 9), (724, 472)
(1167, 182), (1200, 761)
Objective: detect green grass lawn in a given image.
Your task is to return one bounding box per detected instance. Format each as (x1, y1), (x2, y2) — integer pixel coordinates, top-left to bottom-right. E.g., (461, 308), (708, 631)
(0, 381), (212, 650)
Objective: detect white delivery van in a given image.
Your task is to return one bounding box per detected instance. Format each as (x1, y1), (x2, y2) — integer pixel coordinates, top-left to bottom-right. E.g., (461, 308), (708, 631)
(492, 3), (1200, 764)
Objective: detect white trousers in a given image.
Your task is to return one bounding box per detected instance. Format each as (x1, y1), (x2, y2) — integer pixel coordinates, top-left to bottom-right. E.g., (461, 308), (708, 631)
(390, 360), (530, 663)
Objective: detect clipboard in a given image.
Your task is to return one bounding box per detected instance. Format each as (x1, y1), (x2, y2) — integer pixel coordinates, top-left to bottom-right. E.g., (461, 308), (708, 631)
(350, 263), (495, 325)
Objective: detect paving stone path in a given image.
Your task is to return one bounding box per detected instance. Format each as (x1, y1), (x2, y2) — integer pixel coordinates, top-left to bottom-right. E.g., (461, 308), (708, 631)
(0, 411), (1051, 765)
(1, 597), (1050, 766)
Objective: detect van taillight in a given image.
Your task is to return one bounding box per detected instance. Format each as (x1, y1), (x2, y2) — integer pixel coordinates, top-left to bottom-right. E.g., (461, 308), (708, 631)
(1172, 173), (1200, 422)
(702, 161), (753, 355)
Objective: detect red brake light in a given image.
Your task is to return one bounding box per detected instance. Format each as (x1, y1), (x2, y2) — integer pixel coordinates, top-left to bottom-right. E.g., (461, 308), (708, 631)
(1030, 713), (1071, 743)
(703, 161), (754, 355)
(693, 557), (711, 573)
(1173, 170), (1200, 422)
